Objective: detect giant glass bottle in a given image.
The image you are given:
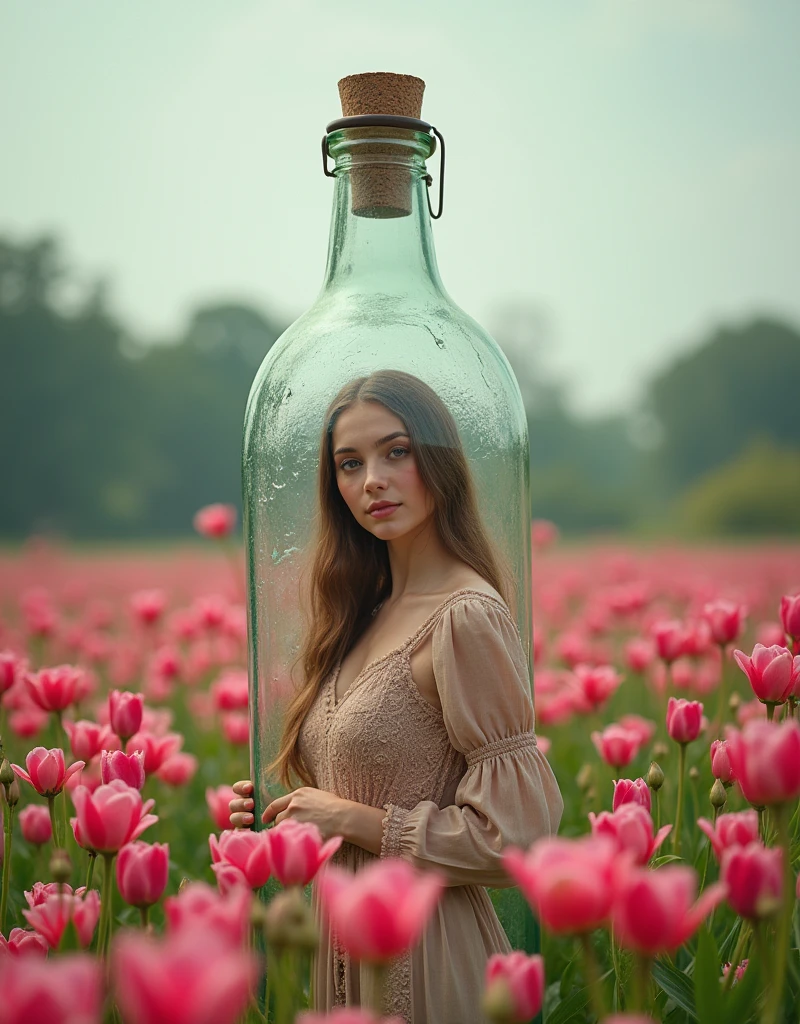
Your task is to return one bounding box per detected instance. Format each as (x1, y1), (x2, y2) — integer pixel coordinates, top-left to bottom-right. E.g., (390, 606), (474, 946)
(242, 73), (535, 950)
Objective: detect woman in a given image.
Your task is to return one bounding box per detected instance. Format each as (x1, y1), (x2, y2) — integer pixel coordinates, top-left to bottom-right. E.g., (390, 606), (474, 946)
(230, 369), (563, 1023)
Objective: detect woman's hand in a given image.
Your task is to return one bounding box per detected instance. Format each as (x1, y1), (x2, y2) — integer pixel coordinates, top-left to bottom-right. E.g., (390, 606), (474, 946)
(263, 787), (346, 842)
(229, 781), (345, 841)
(229, 779), (256, 829)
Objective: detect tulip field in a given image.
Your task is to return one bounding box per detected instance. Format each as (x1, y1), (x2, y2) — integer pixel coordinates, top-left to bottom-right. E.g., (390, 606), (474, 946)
(1, 521), (800, 1024)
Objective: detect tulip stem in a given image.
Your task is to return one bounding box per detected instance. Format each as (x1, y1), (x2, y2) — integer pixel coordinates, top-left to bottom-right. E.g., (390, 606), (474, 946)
(630, 954), (651, 1013)
(762, 804), (793, 1024)
(579, 933), (606, 1021)
(48, 795), (62, 850)
(98, 853), (115, 957)
(365, 962), (388, 1017)
(699, 804), (719, 892)
(765, 703), (775, 722)
(1, 802), (14, 934)
(139, 905), (149, 928)
(85, 851), (96, 892)
(672, 743), (686, 858)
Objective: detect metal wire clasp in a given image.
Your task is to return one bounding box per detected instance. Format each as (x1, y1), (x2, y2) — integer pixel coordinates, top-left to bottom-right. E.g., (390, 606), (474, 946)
(320, 119), (446, 220)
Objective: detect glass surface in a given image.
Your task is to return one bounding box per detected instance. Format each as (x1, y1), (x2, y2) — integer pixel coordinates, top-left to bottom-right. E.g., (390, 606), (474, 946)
(243, 125), (536, 950)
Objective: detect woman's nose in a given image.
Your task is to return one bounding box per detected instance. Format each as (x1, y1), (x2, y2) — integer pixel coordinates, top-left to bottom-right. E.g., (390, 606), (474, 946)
(363, 461), (388, 490)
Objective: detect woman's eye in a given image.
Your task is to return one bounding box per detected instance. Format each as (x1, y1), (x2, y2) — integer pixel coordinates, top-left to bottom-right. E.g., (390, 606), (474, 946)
(340, 459), (359, 471)
(389, 447), (409, 458)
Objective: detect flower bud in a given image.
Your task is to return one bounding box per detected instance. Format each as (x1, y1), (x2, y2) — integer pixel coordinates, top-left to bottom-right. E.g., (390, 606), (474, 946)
(263, 888), (319, 953)
(646, 761), (665, 792)
(576, 764), (594, 792)
(0, 757), (15, 789)
(178, 876), (190, 894)
(710, 778), (727, 810)
(5, 777), (20, 807)
(482, 976), (517, 1024)
(652, 741), (669, 760)
(728, 692), (741, 713)
(689, 766), (700, 783)
(49, 847), (73, 885)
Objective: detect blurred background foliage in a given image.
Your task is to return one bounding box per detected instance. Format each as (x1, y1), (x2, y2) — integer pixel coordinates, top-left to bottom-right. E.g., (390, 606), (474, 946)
(2, 232), (800, 540)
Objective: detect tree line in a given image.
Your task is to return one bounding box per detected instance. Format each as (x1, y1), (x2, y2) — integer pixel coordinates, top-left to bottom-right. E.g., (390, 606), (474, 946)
(2, 234), (799, 539)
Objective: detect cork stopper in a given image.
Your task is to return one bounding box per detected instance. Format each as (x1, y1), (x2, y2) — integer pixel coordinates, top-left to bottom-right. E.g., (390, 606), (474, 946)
(335, 72), (427, 219)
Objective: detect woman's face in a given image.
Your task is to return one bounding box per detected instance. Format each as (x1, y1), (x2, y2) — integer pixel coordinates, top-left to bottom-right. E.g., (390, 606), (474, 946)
(331, 401), (435, 539)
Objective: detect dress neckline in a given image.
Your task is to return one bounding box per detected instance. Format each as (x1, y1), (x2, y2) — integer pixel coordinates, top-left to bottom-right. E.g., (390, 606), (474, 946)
(329, 587), (509, 711)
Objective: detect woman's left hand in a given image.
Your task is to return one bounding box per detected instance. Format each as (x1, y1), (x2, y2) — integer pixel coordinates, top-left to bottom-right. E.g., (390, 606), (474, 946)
(262, 787), (345, 841)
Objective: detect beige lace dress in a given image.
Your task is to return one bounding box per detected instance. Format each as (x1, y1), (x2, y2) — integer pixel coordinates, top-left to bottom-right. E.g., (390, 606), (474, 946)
(298, 588), (563, 1024)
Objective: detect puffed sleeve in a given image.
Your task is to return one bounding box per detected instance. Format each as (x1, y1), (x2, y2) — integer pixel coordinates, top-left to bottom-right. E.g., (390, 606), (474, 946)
(380, 596), (563, 886)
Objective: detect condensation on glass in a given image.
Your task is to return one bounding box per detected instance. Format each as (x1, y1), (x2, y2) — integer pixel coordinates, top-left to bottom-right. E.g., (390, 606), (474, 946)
(242, 124), (536, 949)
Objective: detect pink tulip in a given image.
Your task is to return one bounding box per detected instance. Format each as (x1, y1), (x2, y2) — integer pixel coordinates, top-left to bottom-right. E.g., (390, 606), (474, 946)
(156, 752), (198, 786)
(0, 927), (49, 956)
(164, 881), (251, 947)
(710, 739), (735, 784)
(613, 778), (651, 813)
(0, 953), (102, 1024)
(589, 805), (671, 865)
(697, 810), (759, 860)
(126, 730), (183, 774)
(612, 864), (726, 954)
(116, 841), (170, 908)
(623, 638), (656, 674)
(23, 889), (101, 948)
(591, 725), (641, 769)
(9, 707), (49, 739)
(0, 649), (25, 695)
(483, 951), (545, 1023)
(721, 842), (783, 919)
(130, 589), (167, 627)
(666, 697), (704, 744)
(71, 780), (158, 853)
(531, 518), (559, 550)
(112, 929), (257, 1024)
(12, 747), (85, 797)
(210, 669), (249, 711)
(733, 644), (799, 704)
(194, 503), (238, 539)
(298, 1013), (404, 1024)
(25, 882), (85, 907)
(268, 819), (343, 888)
(618, 714), (657, 749)
(18, 804), (52, 845)
(101, 748), (146, 790)
(206, 784), (236, 831)
(702, 600), (746, 646)
(64, 719), (119, 761)
(780, 593), (800, 643)
(722, 960), (749, 984)
(602, 1018), (659, 1024)
(725, 720), (800, 805)
(109, 689), (144, 741)
(503, 835), (616, 934)
(213, 862), (250, 895)
(652, 620), (687, 663)
(574, 664), (623, 710)
(317, 859), (444, 962)
(24, 665), (84, 712)
(209, 829), (272, 889)
(222, 711), (250, 745)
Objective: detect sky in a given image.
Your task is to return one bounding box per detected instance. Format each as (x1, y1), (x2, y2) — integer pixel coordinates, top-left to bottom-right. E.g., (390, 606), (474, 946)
(2, 0), (799, 416)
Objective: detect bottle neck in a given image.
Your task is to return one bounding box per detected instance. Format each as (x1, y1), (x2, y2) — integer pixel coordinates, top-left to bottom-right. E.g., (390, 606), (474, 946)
(319, 127), (447, 300)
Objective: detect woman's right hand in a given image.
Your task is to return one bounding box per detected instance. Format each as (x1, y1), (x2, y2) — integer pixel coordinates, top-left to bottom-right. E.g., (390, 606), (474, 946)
(229, 780), (255, 829)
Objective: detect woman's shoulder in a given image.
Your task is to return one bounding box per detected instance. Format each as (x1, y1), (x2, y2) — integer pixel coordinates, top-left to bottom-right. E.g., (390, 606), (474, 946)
(440, 574), (511, 618)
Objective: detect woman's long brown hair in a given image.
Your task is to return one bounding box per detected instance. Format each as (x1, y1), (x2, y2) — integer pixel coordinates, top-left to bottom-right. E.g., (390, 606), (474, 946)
(268, 369), (514, 788)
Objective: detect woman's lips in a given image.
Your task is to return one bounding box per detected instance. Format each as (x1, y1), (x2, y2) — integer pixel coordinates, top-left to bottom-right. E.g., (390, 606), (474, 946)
(369, 504), (400, 519)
